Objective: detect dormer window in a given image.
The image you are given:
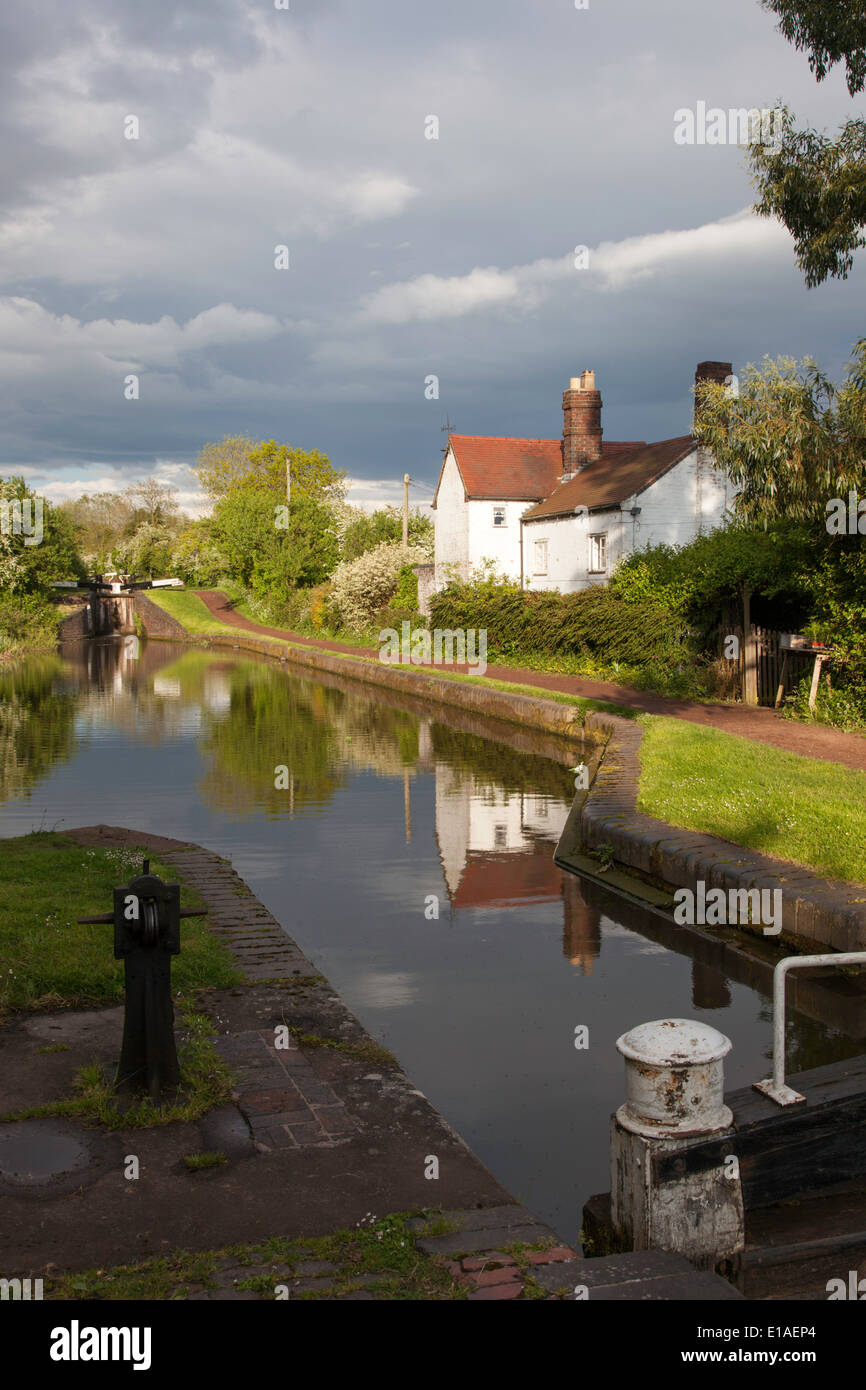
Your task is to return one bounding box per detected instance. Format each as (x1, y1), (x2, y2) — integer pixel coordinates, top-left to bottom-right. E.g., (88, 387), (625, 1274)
(493, 506), (506, 527)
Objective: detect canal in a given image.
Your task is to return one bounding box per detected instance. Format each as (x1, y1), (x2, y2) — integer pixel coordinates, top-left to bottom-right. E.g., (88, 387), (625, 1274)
(2, 636), (864, 1243)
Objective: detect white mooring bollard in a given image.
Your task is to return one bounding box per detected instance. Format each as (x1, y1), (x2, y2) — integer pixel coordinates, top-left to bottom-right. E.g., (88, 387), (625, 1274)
(610, 1019), (744, 1268)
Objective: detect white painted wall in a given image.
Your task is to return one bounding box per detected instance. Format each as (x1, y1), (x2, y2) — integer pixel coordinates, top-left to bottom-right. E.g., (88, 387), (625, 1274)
(524, 449), (734, 593)
(467, 497), (526, 579)
(434, 446), (529, 585)
(433, 449), (469, 584)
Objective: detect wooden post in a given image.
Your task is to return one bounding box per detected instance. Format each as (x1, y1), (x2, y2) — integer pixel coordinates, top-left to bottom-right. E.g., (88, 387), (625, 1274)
(742, 587), (758, 706)
(808, 654), (824, 712)
(402, 473), (410, 547)
(774, 652), (789, 709)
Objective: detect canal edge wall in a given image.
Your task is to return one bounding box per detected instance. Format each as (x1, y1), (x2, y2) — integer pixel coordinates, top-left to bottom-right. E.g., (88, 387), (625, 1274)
(557, 711), (866, 953)
(137, 617), (597, 743)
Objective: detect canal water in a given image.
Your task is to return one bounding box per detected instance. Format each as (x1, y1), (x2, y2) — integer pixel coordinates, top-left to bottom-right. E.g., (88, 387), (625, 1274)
(2, 637), (864, 1243)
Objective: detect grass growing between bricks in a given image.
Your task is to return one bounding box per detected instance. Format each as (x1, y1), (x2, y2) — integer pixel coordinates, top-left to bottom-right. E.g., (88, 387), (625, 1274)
(291, 1030), (397, 1068)
(637, 716), (866, 885)
(0, 833), (243, 1021)
(46, 1212), (468, 1301)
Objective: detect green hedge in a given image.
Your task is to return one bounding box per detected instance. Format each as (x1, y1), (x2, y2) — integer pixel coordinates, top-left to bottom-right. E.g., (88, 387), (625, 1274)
(428, 581), (692, 665)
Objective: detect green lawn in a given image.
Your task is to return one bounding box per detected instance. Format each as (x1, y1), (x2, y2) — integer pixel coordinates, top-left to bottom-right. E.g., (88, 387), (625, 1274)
(637, 716), (866, 885)
(0, 833), (242, 1018)
(144, 588), (263, 640)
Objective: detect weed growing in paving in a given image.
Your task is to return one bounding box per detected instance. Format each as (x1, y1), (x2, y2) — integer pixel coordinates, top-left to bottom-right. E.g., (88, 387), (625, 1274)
(184, 1152), (228, 1172)
(0, 1000), (234, 1129)
(47, 1213), (467, 1301)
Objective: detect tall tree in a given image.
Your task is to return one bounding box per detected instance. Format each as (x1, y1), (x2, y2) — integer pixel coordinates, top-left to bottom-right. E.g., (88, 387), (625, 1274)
(196, 436), (345, 505)
(124, 479), (179, 526)
(749, 1), (866, 286)
(693, 340), (866, 526)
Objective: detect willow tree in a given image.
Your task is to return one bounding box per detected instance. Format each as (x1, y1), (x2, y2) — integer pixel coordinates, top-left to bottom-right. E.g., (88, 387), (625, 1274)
(694, 341), (866, 527)
(694, 342), (866, 700)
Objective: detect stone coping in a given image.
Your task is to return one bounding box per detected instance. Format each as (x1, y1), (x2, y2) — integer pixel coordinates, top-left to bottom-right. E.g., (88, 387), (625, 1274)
(557, 712), (866, 952)
(142, 619), (596, 742)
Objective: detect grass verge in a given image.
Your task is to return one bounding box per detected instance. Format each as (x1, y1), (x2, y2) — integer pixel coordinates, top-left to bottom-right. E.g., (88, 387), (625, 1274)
(143, 589), (250, 638)
(637, 715), (866, 885)
(0, 833), (243, 1020)
(144, 591), (637, 725)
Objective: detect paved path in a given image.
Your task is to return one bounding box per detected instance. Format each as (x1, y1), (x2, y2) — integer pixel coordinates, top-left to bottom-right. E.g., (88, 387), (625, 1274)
(195, 590), (866, 773)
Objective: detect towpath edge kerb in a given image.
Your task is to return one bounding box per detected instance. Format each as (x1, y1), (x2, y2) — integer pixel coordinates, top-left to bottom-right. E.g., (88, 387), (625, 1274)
(159, 623), (595, 742)
(556, 713), (866, 952)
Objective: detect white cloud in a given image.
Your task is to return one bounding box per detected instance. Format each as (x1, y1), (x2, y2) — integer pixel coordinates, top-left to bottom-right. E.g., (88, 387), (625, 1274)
(361, 266), (524, 324)
(0, 297), (284, 374)
(358, 209), (791, 323)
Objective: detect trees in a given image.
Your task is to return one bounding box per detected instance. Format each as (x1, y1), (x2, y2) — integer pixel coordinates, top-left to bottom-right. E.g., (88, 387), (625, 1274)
(693, 341), (866, 527)
(749, 109), (866, 288)
(195, 436), (346, 506)
(119, 523), (176, 580)
(340, 504), (433, 563)
(750, 1), (866, 286)
(0, 476), (84, 593)
(124, 479), (179, 527)
(59, 491), (135, 570)
(760, 1), (866, 92)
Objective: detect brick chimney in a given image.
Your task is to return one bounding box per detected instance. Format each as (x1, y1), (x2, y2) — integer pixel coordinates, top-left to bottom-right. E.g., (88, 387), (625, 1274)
(562, 370), (602, 478)
(693, 360), (733, 429)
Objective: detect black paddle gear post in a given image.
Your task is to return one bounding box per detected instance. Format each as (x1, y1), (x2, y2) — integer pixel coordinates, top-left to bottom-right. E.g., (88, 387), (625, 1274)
(77, 859), (207, 1103)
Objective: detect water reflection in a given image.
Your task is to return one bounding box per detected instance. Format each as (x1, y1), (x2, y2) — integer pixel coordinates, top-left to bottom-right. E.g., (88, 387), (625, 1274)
(0, 657), (77, 803)
(2, 635), (865, 1239)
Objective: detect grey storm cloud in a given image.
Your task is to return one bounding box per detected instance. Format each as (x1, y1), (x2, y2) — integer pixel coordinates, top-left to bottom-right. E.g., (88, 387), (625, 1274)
(0, 0), (862, 512)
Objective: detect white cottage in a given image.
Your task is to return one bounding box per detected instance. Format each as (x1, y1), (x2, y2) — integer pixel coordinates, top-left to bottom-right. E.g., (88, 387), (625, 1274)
(432, 362), (735, 593)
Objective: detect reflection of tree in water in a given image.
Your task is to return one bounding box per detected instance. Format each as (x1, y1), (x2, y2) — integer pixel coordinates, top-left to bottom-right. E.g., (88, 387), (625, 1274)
(199, 664), (429, 815)
(200, 663), (345, 814)
(429, 723), (573, 802)
(324, 686), (419, 774)
(0, 657), (77, 803)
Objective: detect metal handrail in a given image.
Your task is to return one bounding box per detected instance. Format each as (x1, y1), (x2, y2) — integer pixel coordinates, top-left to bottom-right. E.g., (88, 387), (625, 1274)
(753, 952), (866, 1106)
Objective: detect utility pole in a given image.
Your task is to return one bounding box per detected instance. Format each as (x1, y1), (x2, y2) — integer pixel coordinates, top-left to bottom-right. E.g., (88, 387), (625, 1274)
(402, 473), (410, 547)
(286, 454), (290, 512)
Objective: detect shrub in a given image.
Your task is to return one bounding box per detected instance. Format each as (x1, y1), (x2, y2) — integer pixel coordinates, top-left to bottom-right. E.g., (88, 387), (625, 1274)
(429, 574), (691, 666)
(329, 543), (429, 632)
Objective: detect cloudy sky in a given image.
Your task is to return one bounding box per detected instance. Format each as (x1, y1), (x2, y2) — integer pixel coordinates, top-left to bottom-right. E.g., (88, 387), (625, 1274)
(1, 0), (862, 517)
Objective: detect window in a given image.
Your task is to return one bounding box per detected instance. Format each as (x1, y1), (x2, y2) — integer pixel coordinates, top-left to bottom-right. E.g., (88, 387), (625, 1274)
(533, 539), (548, 574)
(589, 533), (607, 573)
(494, 824), (507, 850)
(493, 506), (506, 527)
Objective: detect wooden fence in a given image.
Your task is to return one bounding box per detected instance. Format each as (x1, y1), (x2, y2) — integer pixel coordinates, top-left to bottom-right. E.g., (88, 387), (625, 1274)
(727, 626), (817, 707)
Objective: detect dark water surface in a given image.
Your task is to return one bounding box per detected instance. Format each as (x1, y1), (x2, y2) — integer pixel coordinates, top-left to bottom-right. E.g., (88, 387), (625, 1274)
(2, 638), (864, 1243)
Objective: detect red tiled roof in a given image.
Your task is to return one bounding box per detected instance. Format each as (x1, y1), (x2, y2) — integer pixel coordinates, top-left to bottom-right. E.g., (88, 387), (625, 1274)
(448, 436), (562, 501)
(451, 850), (562, 909)
(522, 435), (695, 520)
(433, 435), (647, 505)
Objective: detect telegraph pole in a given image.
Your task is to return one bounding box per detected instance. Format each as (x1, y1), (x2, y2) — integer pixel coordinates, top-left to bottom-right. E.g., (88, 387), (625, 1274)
(402, 473), (410, 546)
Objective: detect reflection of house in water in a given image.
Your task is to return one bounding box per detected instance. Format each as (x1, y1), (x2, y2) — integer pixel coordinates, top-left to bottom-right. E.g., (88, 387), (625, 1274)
(434, 763), (601, 973)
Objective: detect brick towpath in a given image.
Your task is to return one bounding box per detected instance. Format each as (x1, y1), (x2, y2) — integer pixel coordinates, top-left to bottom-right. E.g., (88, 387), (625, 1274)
(195, 590), (866, 773)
